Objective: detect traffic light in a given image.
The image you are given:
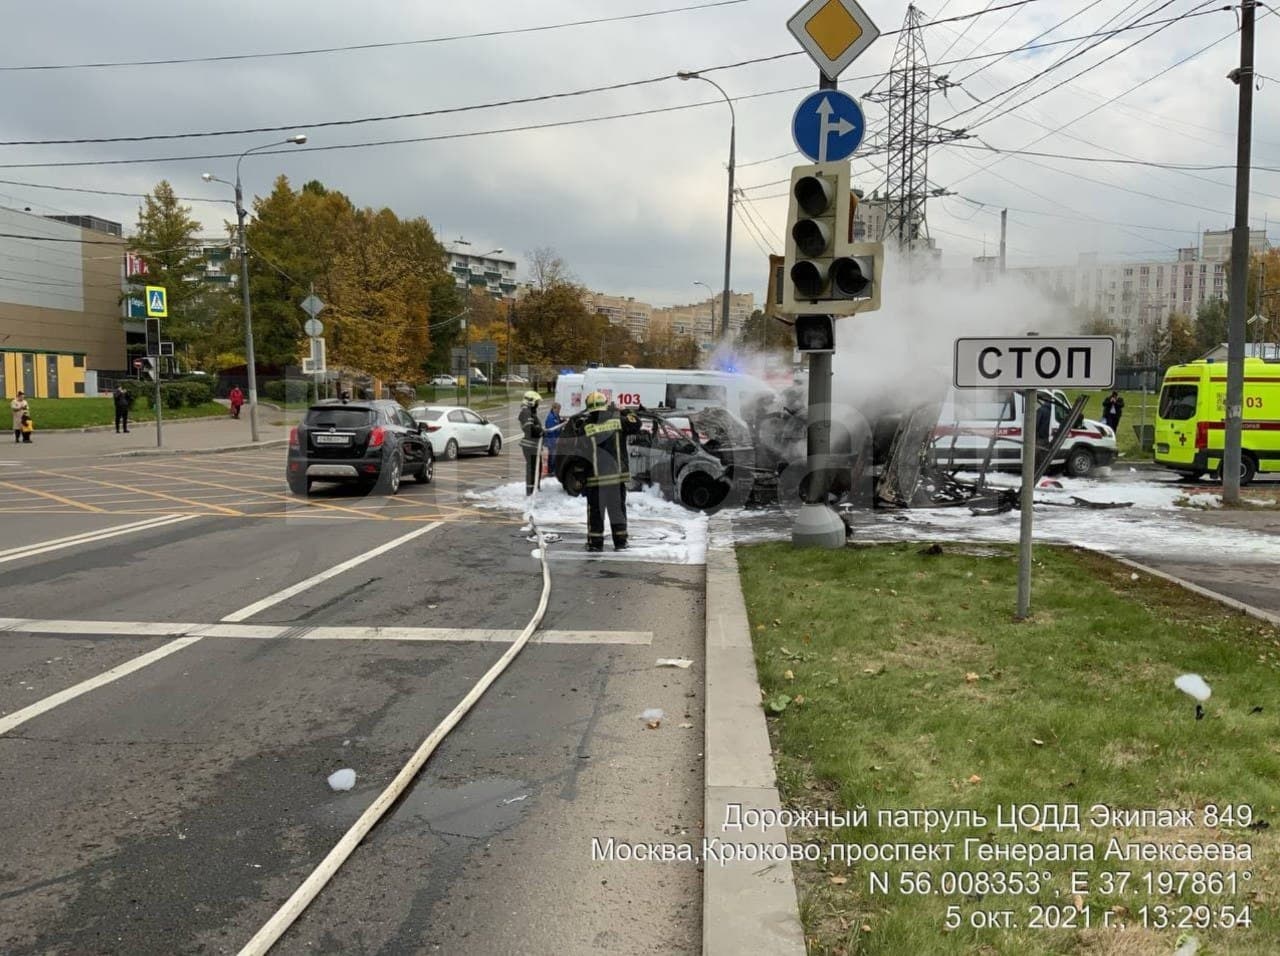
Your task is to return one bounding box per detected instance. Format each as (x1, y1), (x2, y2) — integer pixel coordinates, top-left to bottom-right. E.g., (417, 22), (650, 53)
(782, 162), (884, 316)
(794, 314), (835, 354)
(139, 357), (157, 382)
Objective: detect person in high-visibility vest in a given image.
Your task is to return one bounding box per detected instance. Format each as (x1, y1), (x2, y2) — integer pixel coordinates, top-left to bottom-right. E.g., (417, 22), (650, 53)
(518, 391), (545, 496)
(581, 391), (641, 552)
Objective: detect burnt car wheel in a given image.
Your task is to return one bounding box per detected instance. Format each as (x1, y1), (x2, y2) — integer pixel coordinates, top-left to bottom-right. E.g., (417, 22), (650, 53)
(558, 458), (590, 496)
(678, 471), (728, 511)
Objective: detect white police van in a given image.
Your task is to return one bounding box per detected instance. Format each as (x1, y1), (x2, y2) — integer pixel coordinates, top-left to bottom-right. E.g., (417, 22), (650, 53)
(554, 367), (775, 420)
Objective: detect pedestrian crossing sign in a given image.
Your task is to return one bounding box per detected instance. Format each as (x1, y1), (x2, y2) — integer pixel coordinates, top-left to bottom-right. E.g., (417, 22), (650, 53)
(145, 285), (168, 318)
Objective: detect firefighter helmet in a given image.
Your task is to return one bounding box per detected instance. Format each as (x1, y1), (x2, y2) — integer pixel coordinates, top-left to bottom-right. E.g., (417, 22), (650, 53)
(585, 391), (607, 411)
(522, 390), (541, 405)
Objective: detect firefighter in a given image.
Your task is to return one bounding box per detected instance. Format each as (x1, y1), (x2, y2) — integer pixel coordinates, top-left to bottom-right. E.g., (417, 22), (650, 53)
(582, 391), (641, 552)
(519, 390), (544, 496)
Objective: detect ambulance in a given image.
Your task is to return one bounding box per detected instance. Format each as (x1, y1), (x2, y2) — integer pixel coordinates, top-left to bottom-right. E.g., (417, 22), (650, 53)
(1154, 357), (1280, 484)
(554, 367), (776, 420)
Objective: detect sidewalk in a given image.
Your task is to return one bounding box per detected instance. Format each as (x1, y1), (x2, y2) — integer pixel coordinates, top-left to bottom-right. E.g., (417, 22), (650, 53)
(0, 413), (290, 464)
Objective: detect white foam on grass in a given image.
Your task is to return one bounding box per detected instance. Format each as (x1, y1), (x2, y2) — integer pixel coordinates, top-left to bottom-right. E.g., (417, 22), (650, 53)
(468, 478), (709, 565)
(730, 474), (1280, 564)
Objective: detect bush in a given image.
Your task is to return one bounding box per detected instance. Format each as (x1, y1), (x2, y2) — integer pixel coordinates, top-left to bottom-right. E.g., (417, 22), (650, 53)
(262, 379), (313, 404)
(158, 380), (213, 409)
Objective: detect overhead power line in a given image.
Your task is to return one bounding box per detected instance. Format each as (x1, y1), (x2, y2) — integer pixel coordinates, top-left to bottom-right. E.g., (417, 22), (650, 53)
(951, 141), (1280, 173)
(0, 1), (753, 72)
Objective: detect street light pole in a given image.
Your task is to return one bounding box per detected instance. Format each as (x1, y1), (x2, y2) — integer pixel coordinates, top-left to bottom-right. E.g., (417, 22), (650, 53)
(679, 71), (735, 343)
(203, 133), (307, 443)
(694, 280), (714, 346)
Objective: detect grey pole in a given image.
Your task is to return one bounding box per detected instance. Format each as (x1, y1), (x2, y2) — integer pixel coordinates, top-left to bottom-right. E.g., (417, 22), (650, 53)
(1016, 388), (1036, 619)
(999, 209), (1007, 273)
(1224, 0), (1256, 503)
(235, 173), (260, 444)
(677, 72), (735, 342)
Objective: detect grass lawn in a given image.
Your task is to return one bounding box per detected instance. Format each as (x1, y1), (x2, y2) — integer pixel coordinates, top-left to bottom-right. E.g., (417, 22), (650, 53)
(1064, 389), (1158, 463)
(27, 398), (227, 430)
(739, 541), (1279, 955)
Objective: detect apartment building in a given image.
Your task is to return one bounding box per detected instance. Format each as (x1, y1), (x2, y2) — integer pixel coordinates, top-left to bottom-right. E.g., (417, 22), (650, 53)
(582, 291), (652, 340)
(446, 246), (518, 299)
(585, 290), (755, 350)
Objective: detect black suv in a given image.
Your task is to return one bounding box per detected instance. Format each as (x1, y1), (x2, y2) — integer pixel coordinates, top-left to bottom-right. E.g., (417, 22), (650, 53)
(287, 400), (433, 495)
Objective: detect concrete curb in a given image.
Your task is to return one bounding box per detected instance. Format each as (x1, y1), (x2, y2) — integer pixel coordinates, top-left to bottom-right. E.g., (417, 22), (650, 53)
(703, 514), (806, 956)
(1101, 551), (1280, 628)
(106, 439), (289, 459)
(45, 414), (230, 434)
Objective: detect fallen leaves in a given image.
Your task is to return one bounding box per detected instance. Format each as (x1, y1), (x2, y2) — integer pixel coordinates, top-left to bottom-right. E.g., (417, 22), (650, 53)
(967, 774), (982, 785)
(964, 672), (980, 683)
(828, 875), (848, 885)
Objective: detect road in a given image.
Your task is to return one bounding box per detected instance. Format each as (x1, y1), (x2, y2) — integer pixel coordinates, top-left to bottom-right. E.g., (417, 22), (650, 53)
(0, 413), (705, 954)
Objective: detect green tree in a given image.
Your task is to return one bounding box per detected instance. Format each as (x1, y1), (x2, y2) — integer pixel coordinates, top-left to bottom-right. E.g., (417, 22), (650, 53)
(512, 249), (596, 366)
(1166, 312), (1199, 365)
(734, 309), (793, 354)
(129, 182), (222, 352)
(1194, 298), (1228, 354)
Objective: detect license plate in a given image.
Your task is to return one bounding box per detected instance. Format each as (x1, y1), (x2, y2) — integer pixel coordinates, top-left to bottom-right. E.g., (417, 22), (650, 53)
(314, 434), (351, 445)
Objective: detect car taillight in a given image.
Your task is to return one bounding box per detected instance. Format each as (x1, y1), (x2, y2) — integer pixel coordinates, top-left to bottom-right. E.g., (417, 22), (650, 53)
(369, 425), (386, 448)
(289, 426), (299, 449)
(426, 424), (441, 432)
(1195, 422), (1210, 450)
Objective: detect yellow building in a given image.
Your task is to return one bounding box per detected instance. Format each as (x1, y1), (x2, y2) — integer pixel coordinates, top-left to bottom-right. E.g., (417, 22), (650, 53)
(1, 347), (87, 398)
(0, 207), (127, 394)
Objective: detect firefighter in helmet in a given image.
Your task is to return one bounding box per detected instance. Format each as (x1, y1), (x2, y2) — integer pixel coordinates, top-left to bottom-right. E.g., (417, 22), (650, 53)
(518, 390), (544, 496)
(581, 391), (641, 552)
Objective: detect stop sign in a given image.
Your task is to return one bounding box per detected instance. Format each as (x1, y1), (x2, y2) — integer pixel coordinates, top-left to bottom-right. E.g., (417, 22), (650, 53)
(133, 359), (142, 369)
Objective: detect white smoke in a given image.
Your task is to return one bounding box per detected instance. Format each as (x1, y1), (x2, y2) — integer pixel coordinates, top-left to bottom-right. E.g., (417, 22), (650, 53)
(830, 249), (1080, 417)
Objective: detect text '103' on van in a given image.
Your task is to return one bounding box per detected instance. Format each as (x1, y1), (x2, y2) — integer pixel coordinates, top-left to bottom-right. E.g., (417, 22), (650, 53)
(1155, 357), (1280, 485)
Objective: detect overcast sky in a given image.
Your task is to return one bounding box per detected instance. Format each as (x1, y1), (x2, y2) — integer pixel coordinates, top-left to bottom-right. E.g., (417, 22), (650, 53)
(1, 0), (1276, 309)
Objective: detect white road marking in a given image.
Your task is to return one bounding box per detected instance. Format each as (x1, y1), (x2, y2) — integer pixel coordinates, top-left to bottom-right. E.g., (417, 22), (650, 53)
(0, 522), (446, 735)
(221, 522), (442, 622)
(0, 637), (202, 736)
(0, 617), (651, 645)
(0, 514), (194, 565)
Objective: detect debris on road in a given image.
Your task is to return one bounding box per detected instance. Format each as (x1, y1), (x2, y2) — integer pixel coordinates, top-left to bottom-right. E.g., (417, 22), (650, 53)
(655, 658), (693, 669)
(500, 794), (529, 805)
(327, 768), (356, 792)
(640, 707), (664, 729)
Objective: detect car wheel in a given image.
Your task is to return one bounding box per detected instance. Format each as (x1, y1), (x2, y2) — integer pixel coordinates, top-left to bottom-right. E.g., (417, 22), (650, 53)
(376, 453), (403, 495)
(1065, 447), (1094, 478)
(1215, 454), (1257, 485)
(558, 459), (589, 497)
(444, 439), (459, 461)
(287, 473), (309, 496)
(488, 435), (502, 456)
(415, 454), (433, 484)
(679, 472), (728, 511)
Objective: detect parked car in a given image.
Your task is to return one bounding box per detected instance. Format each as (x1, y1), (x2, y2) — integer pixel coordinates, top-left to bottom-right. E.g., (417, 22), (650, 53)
(408, 405), (503, 460)
(469, 367), (489, 385)
(497, 373), (529, 386)
(287, 400), (433, 495)
(430, 374), (457, 387)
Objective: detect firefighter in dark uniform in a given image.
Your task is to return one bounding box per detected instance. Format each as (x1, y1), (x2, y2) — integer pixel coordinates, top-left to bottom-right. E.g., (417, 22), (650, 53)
(582, 391), (641, 552)
(518, 390), (544, 496)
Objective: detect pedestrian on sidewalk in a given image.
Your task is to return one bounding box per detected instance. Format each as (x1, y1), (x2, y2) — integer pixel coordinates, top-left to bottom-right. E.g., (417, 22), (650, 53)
(113, 384), (133, 433)
(10, 390), (28, 443)
(581, 391), (641, 552)
(229, 385), (245, 419)
(19, 412), (33, 443)
(1102, 390), (1125, 431)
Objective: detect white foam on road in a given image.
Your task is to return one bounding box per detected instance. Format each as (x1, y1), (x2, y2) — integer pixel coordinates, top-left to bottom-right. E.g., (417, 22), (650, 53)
(467, 478), (709, 565)
(729, 473), (1280, 565)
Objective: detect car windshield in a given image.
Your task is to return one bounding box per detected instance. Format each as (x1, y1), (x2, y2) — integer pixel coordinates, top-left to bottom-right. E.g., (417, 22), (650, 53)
(1159, 385), (1197, 421)
(305, 407), (374, 428)
(412, 408), (444, 421)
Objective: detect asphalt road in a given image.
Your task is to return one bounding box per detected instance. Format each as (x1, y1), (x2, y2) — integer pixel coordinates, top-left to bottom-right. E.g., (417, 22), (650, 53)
(0, 422), (705, 954)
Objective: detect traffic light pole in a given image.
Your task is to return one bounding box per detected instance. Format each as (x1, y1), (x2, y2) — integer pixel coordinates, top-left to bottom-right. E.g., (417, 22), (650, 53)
(792, 71), (846, 550)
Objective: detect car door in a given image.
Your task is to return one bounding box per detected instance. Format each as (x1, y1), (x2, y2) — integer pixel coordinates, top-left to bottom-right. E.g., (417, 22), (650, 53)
(447, 409), (470, 450)
(461, 409), (489, 449)
(393, 406), (425, 466)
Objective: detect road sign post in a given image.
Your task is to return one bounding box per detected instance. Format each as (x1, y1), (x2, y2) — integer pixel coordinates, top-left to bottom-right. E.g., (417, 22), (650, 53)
(954, 335), (1116, 618)
(300, 292), (326, 401)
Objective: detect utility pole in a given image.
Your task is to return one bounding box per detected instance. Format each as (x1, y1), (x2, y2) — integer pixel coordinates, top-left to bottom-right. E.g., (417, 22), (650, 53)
(999, 209), (1008, 273)
(1224, 0), (1256, 504)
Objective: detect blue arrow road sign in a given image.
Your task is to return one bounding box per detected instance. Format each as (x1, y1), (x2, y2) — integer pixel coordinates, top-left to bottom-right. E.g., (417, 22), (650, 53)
(791, 89), (865, 163)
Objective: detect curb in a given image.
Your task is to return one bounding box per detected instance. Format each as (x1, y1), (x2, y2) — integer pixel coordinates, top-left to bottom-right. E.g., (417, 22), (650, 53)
(1101, 551), (1280, 628)
(44, 414), (231, 434)
(703, 514), (806, 956)
(106, 439), (289, 459)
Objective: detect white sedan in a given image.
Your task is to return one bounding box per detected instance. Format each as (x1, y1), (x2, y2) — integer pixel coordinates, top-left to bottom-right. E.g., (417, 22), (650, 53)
(408, 405), (503, 460)
(430, 374), (457, 387)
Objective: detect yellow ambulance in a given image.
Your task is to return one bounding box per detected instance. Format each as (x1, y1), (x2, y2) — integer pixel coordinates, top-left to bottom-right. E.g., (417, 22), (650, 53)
(1154, 357), (1280, 484)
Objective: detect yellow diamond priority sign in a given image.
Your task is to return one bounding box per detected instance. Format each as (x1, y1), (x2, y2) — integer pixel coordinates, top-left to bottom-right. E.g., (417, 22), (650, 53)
(787, 0), (880, 81)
